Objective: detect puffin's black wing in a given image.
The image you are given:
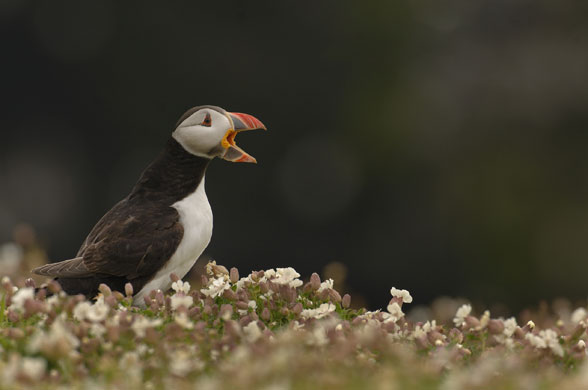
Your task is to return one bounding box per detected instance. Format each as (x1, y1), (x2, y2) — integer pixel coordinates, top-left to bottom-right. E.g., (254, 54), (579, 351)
(33, 197), (183, 281)
(78, 198), (183, 279)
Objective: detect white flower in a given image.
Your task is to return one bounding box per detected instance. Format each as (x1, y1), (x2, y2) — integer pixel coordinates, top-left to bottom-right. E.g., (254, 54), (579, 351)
(386, 302), (404, 322)
(243, 321), (262, 342)
(201, 276), (231, 298)
(262, 269), (276, 280)
(10, 287), (34, 311)
(317, 279), (334, 293)
(310, 326), (329, 347)
(235, 276), (251, 291)
(119, 351), (142, 383)
(89, 323), (106, 338)
(73, 296), (109, 322)
(453, 304), (472, 327)
(525, 329), (564, 357)
(169, 349), (203, 376)
(3, 355), (46, 384)
(87, 296), (109, 322)
(248, 300), (257, 309)
(412, 320), (436, 339)
(300, 303), (336, 320)
(174, 312), (194, 330)
(503, 317), (518, 337)
(478, 310), (490, 330)
(390, 287), (413, 303)
(525, 332), (546, 349)
(21, 357), (46, 381)
(0, 243), (23, 275)
(423, 320), (436, 332)
(46, 295), (60, 309)
(171, 280), (191, 294)
(131, 316), (163, 338)
(572, 308), (588, 324)
(272, 267), (303, 288)
(541, 329), (564, 357)
(28, 318), (79, 355)
(73, 301), (92, 321)
(170, 294), (194, 310)
(526, 320), (535, 329)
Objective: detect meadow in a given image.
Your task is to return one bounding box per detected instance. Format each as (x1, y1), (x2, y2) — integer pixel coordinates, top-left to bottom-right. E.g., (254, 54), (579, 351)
(1, 258), (588, 390)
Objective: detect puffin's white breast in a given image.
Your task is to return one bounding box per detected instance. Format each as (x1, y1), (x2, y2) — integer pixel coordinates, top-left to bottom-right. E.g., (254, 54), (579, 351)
(134, 178), (213, 304)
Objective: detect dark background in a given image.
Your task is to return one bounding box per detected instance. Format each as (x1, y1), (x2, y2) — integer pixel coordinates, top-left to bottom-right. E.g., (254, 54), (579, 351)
(2, 0), (588, 312)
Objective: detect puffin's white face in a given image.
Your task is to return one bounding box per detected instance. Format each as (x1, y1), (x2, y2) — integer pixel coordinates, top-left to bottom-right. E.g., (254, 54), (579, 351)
(172, 106), (267, 163)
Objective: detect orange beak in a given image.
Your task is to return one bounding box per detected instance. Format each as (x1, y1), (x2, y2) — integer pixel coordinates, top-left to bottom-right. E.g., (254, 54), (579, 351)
(221, 112), (267, 163)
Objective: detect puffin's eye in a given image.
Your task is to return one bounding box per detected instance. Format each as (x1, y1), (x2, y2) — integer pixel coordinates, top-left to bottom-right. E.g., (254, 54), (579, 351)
(201, 113), (212, 127)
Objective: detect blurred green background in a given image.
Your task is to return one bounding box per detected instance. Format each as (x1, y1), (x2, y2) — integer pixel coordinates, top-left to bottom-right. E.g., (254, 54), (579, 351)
(2, 0), (588, 312)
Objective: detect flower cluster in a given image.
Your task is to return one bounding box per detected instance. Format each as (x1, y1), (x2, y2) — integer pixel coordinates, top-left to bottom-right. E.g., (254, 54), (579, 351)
(0, 263), (588, 389)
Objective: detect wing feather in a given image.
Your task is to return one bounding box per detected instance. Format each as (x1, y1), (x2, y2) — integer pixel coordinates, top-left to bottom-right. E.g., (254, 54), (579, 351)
(32, 257), (91, 277)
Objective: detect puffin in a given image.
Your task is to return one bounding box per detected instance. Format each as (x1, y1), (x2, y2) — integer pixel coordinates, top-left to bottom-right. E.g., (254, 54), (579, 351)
(32, 105), (266, 303)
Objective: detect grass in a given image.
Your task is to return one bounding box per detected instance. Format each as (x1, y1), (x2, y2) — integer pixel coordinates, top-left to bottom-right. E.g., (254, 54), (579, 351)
(0, 261), (587, 389)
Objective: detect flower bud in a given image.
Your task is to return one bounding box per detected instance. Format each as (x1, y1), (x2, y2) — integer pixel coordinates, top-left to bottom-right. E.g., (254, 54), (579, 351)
(310, 273), (321, 290)
(352, 317), (364, 326)
(220, 304), (233, 321)
(155, 290), (165, 306)
(98, 283), (112, 297)
(48, 280), (62, 294)
(292, 302), (303, 315)
(24, 278), (36, 288)
(415, 336), (429, 349)
(329, 289), (342, 303)
(259, 282), (269, 294)
(36, 288), (47, 301)
(125, 283), (134, 297)
(7, 310), (19, 322)
(206, 261), (228, 277)
(261, 307), (271, 321)
(239, 315), (252, 326)
(449, 328), (463, 344)
(106, 295), (118, 307)
(342, 294), (351, 308)
(488, 319), (505, 335)
(1, 276), (13, 291)
(230, 268), (239, 283)
(427, 330), (444, 345)
(464, 316), (480, 330)
(222, 289), (238, 301)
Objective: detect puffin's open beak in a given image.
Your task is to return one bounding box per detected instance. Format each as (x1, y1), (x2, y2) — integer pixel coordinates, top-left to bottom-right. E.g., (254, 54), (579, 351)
(221, 112), (267, 163)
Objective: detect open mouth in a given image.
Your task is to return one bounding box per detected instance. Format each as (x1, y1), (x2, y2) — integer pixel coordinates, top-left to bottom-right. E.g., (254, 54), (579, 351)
(222, 130), (238, 148)
(221, 112), (267, 163)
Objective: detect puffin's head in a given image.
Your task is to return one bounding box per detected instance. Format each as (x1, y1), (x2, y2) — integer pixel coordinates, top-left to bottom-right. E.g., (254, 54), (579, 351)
(172, 105), (266, 163)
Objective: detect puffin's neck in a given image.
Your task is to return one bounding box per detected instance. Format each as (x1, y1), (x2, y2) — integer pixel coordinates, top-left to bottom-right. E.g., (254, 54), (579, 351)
(130, 138), (211, 203)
